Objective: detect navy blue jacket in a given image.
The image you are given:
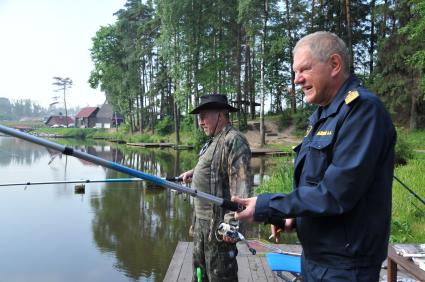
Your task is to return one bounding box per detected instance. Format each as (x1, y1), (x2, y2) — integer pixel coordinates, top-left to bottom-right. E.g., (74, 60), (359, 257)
(254, 76), (396, 268)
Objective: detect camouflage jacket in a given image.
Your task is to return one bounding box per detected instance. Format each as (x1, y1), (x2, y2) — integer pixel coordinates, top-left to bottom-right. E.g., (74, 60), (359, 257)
(192, 124), (252, 225)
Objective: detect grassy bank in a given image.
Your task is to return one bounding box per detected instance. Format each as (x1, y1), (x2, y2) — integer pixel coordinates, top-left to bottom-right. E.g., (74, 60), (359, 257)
(32, 127), (202, 147)
(257, 130), (425, 243)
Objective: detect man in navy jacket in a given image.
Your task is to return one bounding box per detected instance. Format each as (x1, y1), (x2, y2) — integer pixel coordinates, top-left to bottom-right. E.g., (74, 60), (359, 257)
(233, 31), (396, 281)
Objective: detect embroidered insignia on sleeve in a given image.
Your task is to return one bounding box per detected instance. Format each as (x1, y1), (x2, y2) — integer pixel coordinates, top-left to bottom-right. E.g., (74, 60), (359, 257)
(345, 90), (359, 104)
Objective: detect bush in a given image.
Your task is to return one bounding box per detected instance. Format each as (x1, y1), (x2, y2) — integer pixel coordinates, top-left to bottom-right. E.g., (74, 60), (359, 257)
(395, 128), (414, 165)
(193, 128), (209, 149)
(293, 106), (315, 132)
(256, 158), (294, 195)
(277, 109), (293, 131)
(128, 134), (152, 143)
(181, 115), (194, 132)
(156, 117), (174, 136)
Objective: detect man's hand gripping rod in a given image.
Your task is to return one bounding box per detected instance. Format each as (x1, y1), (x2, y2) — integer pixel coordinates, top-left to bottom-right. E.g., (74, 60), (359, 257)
(0, 124), (245, 212)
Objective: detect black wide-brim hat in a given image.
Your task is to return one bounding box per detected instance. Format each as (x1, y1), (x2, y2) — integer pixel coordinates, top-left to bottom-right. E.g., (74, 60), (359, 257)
(189, 94), (239, 114)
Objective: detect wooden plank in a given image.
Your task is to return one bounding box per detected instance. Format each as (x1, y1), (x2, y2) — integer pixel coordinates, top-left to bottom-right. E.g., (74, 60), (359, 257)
(237, 243), (254, 282)
(248, 256), (268, 281)
(163, 242), (189, 282)
(237, 256), (253, 282)
(178, 242), (194, 281)
(260, 256), (278, 281)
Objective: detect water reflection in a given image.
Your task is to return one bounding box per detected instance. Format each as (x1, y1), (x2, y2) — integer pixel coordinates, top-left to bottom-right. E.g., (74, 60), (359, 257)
(0, 137), (46, 166)
(90, 146), (197, 281)
(0, 137), (277, 282)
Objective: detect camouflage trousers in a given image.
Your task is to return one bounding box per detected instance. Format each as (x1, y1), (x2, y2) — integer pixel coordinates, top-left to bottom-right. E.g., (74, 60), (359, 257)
(192, 218), (238, 282)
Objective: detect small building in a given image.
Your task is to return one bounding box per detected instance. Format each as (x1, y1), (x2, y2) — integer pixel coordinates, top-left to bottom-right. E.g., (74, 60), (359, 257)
(75, 107), (99, 128)
(95, 104), (124, 129)
(45, 115), (74, 127)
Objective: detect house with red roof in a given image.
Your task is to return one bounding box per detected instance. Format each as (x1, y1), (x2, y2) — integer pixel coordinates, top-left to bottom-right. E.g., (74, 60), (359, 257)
(75, 107), (99, 128)
(45, 115), (74, 127)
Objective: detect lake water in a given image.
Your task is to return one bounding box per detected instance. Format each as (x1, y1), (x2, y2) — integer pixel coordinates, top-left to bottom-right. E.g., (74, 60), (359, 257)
(0, 136), (277, 282)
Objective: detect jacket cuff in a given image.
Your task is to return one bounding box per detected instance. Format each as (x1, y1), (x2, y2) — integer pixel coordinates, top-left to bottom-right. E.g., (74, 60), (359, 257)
(254, 193), (273, 223)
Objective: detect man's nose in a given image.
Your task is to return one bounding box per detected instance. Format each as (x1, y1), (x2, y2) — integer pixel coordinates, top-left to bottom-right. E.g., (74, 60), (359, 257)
(294, 73), (303, 85)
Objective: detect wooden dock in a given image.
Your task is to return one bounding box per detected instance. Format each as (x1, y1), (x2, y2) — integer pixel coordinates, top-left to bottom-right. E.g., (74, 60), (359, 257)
(164, 241), (300, 281)
(126, 142), (194, 149)
(164, 242), (418, 281)
(251, 148), (292, 157)
(127, 142), (176, 148)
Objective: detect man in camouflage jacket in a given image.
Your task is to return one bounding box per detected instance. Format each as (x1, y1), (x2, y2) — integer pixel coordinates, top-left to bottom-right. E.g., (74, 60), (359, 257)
(180, 94), (252, 282)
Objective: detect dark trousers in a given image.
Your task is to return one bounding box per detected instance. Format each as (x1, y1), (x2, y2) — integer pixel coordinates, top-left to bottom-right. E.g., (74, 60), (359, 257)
(301, 257), (381, 282)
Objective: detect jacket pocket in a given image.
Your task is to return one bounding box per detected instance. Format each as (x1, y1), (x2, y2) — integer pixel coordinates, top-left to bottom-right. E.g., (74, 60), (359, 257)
(303, 139), (333, 184)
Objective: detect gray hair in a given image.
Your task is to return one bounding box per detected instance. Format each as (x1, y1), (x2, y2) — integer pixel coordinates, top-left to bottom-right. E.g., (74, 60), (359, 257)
(293, 31), (350, 74)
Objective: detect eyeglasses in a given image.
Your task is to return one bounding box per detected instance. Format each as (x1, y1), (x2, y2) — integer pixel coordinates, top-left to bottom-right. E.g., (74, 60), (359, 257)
(199, 139), (213, 156)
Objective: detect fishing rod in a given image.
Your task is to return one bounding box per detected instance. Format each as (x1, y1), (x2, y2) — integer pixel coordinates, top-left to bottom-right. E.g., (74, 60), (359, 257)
(0, 124), (244, 213)
(0, 177), (181, 187)
(393, 175), (425, 207)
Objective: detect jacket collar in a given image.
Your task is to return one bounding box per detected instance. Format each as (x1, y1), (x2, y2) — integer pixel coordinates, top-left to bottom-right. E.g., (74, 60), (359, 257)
(309, 76), (361, 124)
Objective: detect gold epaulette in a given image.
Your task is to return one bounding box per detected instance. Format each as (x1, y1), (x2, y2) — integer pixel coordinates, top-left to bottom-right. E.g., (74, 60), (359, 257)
(345, 90), (359, 104)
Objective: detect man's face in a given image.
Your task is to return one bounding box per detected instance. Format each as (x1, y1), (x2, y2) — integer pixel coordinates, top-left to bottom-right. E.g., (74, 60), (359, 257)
(198, 110), (220, 137)
(293, 45), (333, 106)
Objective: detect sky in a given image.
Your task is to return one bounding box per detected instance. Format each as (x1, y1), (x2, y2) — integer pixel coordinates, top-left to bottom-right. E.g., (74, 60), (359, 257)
(0, 0), (127, 108)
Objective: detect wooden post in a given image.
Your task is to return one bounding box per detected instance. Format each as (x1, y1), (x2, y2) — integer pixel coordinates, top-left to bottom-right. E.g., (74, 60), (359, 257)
(387, 256), (397, 282)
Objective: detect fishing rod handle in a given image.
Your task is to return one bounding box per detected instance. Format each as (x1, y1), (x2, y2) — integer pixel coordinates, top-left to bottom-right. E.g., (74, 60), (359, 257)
(221, 199), (245, 212)
(221, 200), (286, 229)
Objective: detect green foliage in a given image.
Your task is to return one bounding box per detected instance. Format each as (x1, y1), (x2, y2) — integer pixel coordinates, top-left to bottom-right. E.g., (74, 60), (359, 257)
(277, 109), (293, 131)
(256, 157), (294, 195)
(400, 0), (425, 90)
(33, 128), (98, 139)
(392, 154), (425, 243)
(390, 219), (413, 243)
(395, 128), (415, 165)
(156, 117), (174, 136)
(404, 130), (425, 150)
(292, 106), (315, 133)
(193, 128), (209, 149)
(128, 134), (153, 143)
(180, 115), (194, 132)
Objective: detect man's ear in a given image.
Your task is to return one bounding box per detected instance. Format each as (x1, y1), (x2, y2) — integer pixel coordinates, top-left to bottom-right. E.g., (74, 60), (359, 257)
(329, 53), (343, 77)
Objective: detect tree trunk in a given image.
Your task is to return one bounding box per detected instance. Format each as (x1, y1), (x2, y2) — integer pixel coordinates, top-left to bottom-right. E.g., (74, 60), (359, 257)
(311, 0), (315, 30)
(410, 75), (419, 130)
(260, 0), (268, 147)
(243, 36), (251, 120)
(236, 22), (242, 129)
(285, 0), (296, 113)
(250, 41), (256, 120)
(129, 99), (134, 134)
(369, 0), (376, 78)
(173, 88), (180, 145)
(344, 0), (353, 73)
